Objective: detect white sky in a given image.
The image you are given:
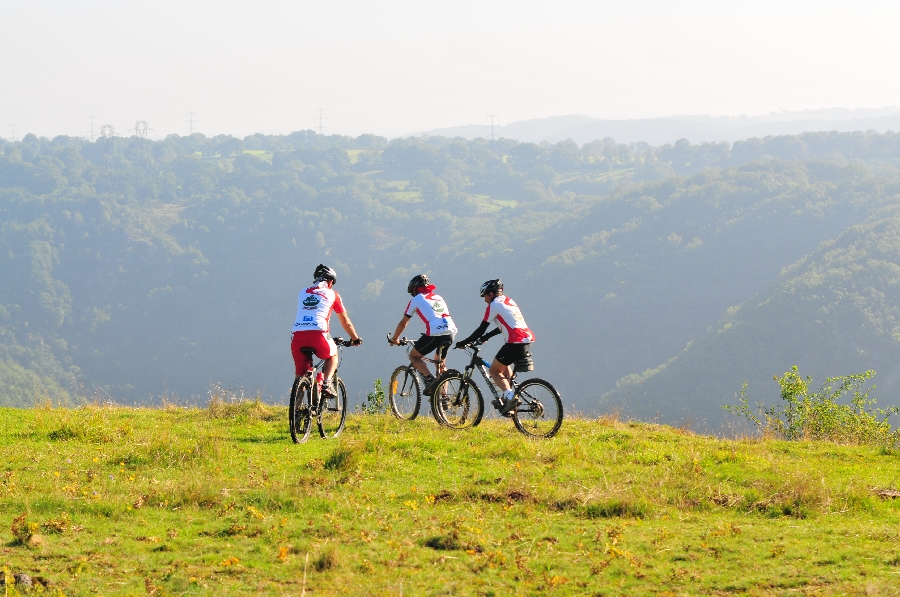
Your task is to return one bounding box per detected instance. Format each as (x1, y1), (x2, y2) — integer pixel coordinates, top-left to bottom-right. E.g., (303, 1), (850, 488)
(2, 0), (899, 140)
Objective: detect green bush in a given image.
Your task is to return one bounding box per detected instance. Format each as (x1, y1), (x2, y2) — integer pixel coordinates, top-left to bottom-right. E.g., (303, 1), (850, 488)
(358, 379), (387, 415)
(725, 366), (900, 446)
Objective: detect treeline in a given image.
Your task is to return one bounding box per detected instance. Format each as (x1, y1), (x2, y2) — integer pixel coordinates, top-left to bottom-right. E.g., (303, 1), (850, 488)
(3, 129), (900, 425)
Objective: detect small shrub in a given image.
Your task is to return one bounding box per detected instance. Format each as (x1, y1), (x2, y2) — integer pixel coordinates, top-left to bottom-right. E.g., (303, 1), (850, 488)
(11, 512), (38, 544)
(585, 498), (649, 519)
(314, 545), (338, 571)
(357, 379), (387, 415)
(724, 367), (900, 446)
(424, 530), (464, 551)
(41, 512), (72, 534)
(324, 445), (358, 471)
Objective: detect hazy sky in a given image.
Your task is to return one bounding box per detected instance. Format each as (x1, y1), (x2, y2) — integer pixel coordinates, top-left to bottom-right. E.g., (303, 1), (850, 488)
(2, 0), (899, 140)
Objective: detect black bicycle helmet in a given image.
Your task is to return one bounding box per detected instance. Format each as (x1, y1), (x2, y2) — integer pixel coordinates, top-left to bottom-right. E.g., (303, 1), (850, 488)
(479, 279), (503, 296)
(313, 264), (337, 284)
(407, 274), (429, 296)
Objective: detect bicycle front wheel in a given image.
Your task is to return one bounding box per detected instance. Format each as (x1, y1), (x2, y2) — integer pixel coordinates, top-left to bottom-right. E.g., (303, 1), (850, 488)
(432, 371), (484, 429)
(389, 366), (421, 420)
(318, 377), (348, 438)
(289, 377), (313, 443)
(512, 378), (563, 438)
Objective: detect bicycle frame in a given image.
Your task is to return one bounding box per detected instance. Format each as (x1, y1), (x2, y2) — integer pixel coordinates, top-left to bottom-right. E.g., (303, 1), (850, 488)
(301, 338), (345, 405)
(458, 342), (516, 400)
(388, 334), (448, 377)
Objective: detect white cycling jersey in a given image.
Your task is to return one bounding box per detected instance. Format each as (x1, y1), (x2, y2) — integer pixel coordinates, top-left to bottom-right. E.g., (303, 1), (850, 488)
(484, 295), (534, 344)
(405, 289), (457, 336)
(292, 281), (344, 333)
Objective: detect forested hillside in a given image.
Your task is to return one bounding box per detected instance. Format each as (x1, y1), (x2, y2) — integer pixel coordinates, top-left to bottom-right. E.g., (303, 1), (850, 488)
(3, 129), (900, 426)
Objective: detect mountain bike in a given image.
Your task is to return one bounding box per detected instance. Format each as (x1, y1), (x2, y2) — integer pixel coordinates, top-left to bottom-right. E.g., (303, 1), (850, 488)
(289, 337), (354, 443)
(434, 340), (562, 437)
(386, 334), (451, 422)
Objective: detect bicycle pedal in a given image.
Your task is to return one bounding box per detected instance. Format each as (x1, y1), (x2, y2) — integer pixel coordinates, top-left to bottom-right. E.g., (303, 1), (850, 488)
(491, 399), (502, 410)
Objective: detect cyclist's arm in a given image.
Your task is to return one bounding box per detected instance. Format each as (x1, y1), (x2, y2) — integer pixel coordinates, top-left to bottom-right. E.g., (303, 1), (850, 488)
(336, 310), (361, 342)
(456, 321), (489, 347)
(480, 327), (502, 342)
(390, 314), (412, 344)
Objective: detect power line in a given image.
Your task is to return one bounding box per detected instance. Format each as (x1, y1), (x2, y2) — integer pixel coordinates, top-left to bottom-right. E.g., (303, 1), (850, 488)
(7, 124), (16, 142)
(487, 114), (499, 141)
(99, 125), (115, 139)
(134, 121), (150, 138)
(315, 109), (327, 135)
(186, 111), (197, 135)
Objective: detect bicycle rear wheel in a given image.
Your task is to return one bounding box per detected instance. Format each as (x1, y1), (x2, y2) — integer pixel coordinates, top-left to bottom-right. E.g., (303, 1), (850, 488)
(432, 371), (484, 429)
(289, 377), (314, 443)
(512, 378), (563, 438)
(388, 366), (421, 420)
(318, 377), (347, 438)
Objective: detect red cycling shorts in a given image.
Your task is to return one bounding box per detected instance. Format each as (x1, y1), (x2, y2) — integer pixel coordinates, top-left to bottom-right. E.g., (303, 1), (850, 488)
(291, 331), (337, 375)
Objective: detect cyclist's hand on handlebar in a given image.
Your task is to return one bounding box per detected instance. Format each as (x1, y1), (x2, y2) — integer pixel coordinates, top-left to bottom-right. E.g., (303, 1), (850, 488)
(351, 337), (362, 346)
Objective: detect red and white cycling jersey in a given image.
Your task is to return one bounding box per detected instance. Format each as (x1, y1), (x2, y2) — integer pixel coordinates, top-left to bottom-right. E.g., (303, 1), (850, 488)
(292, 281), (344, 333)
(405, 289), (457, 336)
(484, 295), (534, 344)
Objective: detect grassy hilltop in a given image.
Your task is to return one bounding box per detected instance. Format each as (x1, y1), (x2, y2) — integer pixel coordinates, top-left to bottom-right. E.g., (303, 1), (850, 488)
(3, 401), (900, 596)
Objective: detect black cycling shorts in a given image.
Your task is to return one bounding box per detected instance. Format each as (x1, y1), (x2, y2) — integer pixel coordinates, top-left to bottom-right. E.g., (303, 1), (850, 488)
(494, 342), (531, 366)
(413, 334), (453, 360)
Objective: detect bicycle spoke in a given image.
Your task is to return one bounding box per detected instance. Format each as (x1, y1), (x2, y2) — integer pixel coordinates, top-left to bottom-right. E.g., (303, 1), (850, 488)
(318, 377), (347, 438)
(512, 379), (562, 438)
(389, 366), (421, 420)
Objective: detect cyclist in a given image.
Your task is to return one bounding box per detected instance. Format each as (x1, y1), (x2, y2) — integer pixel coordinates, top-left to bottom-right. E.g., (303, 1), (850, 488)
(388, 274), (457, 391)
(291, 264), (362, 400)
(455, 279), (534, 415)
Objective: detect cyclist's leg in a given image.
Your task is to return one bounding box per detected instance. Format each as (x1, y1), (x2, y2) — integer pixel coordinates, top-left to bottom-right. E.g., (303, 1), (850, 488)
(314, 333), (339, 382)
(291, 332), (316, 376)
(411, 335), (440, 378)
(433, 336), (452, 376)
(490, 342), (526, 391)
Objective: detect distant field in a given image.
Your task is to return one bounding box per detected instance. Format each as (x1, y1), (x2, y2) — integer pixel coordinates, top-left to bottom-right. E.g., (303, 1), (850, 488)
(242, 150), (273, 163)
(3, 404), (900, 595)
(345, 150), (363, 164)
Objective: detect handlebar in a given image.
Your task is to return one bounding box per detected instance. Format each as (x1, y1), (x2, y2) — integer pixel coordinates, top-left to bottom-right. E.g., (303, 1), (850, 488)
(333, 337), (361, 347)
(454, 338), (485, 350)
(386, 333), (411, 346)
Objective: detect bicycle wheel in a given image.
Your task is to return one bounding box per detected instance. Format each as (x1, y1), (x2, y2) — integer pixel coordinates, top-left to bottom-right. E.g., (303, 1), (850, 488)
(388, 366), (421, 420)
(318, 377), (347, 438)
(432, 371), (484, 429)
(289, 377), (314, 443)
(512, 378), (563, 438)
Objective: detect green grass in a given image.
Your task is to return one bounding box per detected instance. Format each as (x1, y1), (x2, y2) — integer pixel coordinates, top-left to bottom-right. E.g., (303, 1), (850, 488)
(242, 150), (273, 163)
(345, 150), (363, 164)
(3, 403), (900, 596)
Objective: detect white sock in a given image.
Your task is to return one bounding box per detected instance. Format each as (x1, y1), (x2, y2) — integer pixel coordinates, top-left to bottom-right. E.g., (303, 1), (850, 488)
(502, 389), (515, 401)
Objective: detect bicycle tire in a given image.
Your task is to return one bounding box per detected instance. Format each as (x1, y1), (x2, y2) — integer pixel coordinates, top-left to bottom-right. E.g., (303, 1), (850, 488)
(512, 378), (563, 438)
(388, 366), (421, 420)
(432, 370), (484, 429)
(318, 377), (348, 438)
(289, 377), (314, 443)
(429, 368), (459, 425)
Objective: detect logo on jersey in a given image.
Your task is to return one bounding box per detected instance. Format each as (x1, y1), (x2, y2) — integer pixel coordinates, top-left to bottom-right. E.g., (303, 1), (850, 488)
(302, 295), (320, 308)
(303, 316), (314, 322)
(433, 301), (446, 314)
